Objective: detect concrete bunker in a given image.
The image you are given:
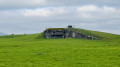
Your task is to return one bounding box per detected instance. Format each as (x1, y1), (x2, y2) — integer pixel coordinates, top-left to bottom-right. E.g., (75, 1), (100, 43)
(44, 28), (66, 39)
(44, 26), (97, 39)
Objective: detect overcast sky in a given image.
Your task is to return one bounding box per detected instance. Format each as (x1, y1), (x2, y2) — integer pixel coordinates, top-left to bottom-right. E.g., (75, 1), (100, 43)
(0, 0), (120, 34)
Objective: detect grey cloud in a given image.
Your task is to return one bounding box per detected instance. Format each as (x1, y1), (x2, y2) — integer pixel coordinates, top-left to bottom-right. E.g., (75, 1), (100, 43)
(48, 0), (120, 6)
(0, 15), (120, 34)
(0, 0), (120, 10)
(0, 1), (120, 34)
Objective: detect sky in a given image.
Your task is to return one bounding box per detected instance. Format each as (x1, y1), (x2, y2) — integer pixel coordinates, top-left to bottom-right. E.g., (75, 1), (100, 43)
(0, 0), (120, 34)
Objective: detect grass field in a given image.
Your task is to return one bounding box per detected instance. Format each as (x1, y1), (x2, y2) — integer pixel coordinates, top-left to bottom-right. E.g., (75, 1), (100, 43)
(0, 29), (120, 67)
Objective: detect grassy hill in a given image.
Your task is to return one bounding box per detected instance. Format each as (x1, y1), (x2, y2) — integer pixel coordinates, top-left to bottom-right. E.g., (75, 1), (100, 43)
(70, 28), (120, 41)
(0, 28), (120, 67)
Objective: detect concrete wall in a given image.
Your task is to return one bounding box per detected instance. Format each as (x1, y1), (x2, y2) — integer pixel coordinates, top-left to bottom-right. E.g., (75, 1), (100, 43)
(44, 29), (98, 40)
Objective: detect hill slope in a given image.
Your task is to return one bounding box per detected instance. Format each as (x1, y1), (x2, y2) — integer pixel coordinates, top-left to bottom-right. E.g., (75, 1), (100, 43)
(0, 28), (120, 41)
(0, 28), (120, 67)
(70, 28), (120, 40)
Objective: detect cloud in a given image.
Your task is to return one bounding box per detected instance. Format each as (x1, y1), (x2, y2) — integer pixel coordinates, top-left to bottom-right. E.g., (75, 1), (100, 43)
(1, 5), (120, 22)
(77, 5), (117, 12)
(0, 0), (47, 6)
(21, 5), (120, 20)
(0, 5), (120, 34)
(0, 0), (47, 9)
(76, 5), (120, 20)
(0, 0), (120, 9)
(22, 7), (67, 17)
(77, 5), (99, 12)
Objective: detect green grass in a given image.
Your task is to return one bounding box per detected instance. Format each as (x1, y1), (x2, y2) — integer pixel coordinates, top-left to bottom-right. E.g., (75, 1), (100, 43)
(0, 28), (120, 67)
(47, 28), (66, 30)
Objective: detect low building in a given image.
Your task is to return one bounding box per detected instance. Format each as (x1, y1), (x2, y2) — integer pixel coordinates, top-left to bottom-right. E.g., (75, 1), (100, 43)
(44, 26), (97, 39)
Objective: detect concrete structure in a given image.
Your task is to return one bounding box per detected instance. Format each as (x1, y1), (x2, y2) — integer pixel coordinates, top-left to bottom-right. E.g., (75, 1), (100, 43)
(44, 28), (66, 39)
(44, 26), (97, 39)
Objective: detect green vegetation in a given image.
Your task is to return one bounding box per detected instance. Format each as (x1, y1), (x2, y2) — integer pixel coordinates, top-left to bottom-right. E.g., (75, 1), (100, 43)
(47, 28), (66, 30)
(70, 28), (120, 40)
(0, 28), (120, 67)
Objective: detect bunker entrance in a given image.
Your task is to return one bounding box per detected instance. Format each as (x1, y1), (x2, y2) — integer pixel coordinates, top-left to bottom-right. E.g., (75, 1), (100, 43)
(51, 35), (64, 38)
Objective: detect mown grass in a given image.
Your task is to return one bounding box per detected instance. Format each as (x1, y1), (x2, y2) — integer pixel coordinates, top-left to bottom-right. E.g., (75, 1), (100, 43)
(0, 28), (120, 67)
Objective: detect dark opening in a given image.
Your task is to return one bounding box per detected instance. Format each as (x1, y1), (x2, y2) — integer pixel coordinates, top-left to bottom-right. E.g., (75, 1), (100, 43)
(51, 35), (64, 38)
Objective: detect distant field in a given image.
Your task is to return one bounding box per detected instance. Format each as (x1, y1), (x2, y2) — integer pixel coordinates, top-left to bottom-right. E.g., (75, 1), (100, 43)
(0, 29), (120, 67)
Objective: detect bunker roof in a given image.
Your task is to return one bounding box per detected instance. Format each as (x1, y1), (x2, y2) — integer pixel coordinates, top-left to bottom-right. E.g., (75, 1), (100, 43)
(47, 28), (66, 30)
